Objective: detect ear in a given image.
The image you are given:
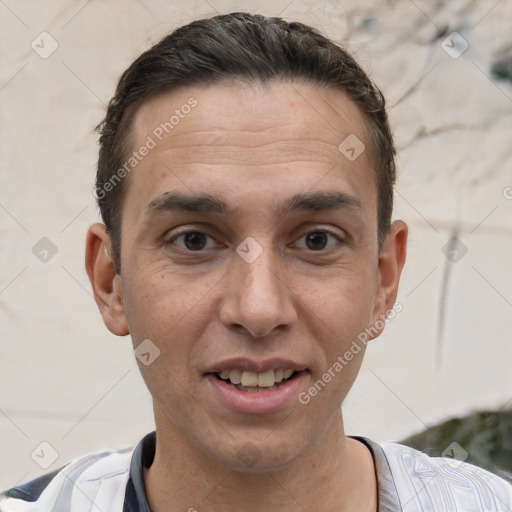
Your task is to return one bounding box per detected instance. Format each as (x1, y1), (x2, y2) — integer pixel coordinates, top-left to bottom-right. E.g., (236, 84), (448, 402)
(370, 220), (408, 338)
(85, 223), (129, 336)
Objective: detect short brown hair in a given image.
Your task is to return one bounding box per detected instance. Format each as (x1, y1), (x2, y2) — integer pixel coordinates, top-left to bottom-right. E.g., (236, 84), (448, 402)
(96, 12), (396, 272)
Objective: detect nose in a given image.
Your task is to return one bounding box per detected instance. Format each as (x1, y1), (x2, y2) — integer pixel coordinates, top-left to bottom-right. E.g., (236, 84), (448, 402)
(219, 246), (297, 338)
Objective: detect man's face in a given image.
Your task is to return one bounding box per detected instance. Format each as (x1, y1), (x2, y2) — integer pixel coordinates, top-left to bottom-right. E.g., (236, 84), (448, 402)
(102, 81), (403, 470)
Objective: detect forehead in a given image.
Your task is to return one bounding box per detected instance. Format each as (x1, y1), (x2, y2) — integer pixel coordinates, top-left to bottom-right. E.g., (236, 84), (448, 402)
(123, 80), (376, 222)
(131, 80), (369, 161)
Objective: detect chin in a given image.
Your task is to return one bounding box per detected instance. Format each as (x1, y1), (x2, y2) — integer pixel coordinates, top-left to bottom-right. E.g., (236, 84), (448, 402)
(201, 431), (314, 474)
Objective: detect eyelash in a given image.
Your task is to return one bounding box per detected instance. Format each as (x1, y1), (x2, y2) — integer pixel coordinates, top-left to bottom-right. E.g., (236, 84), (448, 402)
(169, 231), (220, 251)
(166, 229), (345, 252)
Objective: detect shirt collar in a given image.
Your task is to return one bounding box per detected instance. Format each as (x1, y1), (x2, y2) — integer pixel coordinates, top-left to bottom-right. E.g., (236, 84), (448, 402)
(123, 431), (155, 512)
(126, 431), (402, 512)
(352, 436), (403, 511)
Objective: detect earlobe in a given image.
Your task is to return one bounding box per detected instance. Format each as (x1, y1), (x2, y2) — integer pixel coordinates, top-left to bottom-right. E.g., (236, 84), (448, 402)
(85, 223), (129, 336)
(370, 220), (408, 338)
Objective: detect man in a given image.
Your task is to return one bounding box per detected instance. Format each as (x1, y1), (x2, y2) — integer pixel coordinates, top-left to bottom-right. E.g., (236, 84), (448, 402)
(2, 12), (511, 512)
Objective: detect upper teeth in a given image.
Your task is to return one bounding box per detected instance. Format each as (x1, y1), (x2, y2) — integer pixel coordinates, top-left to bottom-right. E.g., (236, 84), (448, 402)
(219, 369), (295, 387)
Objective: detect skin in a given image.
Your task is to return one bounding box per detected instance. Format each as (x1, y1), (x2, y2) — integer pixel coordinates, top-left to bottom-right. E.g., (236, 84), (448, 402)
(86, 80), (407, 512)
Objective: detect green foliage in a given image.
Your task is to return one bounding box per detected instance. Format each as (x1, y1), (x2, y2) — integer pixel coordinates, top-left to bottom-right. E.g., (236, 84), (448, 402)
(491, 58), (512, 81)
(400, 409), (512, 481)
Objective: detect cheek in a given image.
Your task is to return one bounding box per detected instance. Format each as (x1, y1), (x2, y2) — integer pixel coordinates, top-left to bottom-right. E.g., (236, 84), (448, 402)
(123, 271), (216, 412)
(121, 266), (218, 365)
(301, 262), (376, 328)
(126, 261), (201, 315)
(295, 263), (377, 384)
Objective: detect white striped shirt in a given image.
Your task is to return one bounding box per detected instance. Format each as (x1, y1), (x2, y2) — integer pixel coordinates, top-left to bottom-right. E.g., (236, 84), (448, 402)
(2, 432), (511, 511)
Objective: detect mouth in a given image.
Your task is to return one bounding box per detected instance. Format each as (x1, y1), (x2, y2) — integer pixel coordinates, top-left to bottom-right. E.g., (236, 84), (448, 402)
(205, 360), (309, 414)
(215, 368), (300, 392)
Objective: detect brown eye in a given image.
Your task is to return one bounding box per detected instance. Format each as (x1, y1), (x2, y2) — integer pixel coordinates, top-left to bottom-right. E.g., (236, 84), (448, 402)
(305, 232), (329, 250)
(295, 230), (342, 252)
(183, 232), (208, 250)
(169, 231), (218, 251)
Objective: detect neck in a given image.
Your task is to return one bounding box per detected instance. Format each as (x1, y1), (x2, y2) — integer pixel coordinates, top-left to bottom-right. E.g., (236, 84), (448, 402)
(144, 409), (377, 512)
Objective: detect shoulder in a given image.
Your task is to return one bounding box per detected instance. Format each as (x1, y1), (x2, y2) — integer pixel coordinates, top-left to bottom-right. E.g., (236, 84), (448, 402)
(0, 448), (133, 512)
(378, 441), (512, 511)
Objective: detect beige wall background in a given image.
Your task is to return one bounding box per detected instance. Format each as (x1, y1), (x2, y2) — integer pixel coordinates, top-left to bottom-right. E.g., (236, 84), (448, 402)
(1, 0), (511, 489)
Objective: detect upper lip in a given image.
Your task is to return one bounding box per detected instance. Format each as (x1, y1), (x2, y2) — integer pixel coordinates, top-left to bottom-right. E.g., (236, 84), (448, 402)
(205, 358), (308, 374)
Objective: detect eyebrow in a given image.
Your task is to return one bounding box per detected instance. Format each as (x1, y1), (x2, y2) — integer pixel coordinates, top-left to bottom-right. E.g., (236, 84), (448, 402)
(146, 191), (362, 217)
(277, 191), (363, 217)
(147, 193), (231, 215)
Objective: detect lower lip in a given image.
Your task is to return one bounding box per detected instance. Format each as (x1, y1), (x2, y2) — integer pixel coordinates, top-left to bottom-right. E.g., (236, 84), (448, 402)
(206, 372), (308, 414)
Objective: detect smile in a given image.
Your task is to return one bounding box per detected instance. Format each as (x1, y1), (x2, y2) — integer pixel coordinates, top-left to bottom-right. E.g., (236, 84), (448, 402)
(216, 369), (296, 391)
(207, 370), (308, 414)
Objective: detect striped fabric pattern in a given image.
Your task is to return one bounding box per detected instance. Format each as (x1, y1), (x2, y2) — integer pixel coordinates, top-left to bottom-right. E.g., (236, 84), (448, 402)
(2, 433), (511, 511)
